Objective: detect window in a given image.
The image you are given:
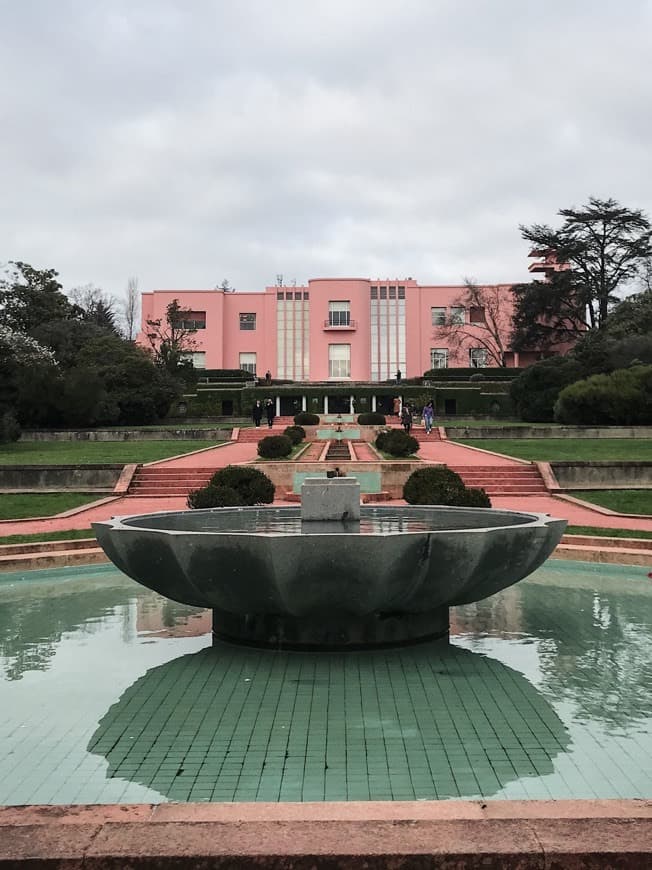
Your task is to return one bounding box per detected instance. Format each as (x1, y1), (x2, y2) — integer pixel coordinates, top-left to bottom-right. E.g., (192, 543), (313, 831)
(328, 301), (351, 326)
(398, 287), (405, 299)
(389, 287), (396, 299)
(469, 306), (486, 324)
(450, 307), (465, 325)
(469, 348), (488, 368)
(379, 287), (387, 299)
(179, 311), (206, 329)
(370, 287), (378, 299)
(277, 291), (283, 300)
(430, 348), (448, 369)
(239, 352), (257, 374)
(239, 313), (256, 330)
(328, 344), (350, 378)
(431, 307), (446, 326)
(180, 351), (206, 369)
(303, 292), (309, 300)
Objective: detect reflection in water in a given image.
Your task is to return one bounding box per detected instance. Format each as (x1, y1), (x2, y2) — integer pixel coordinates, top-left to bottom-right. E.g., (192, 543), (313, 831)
(0, 571), (206, 681)
(88, 641), (569, 801)
(1, 560), (651, 802)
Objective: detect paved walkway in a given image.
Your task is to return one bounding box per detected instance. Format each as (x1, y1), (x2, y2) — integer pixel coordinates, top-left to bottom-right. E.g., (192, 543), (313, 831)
(2, 437), (652, 537)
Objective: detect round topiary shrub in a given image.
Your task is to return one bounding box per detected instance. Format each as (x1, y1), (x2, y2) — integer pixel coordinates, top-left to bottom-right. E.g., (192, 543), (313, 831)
(293, 411), (320, 425)
(283, 425), (306, 445)
(374, 428), (419, 457)
(357, 412), (386, 425)
(469, 372), (485, 382)
(209, 465), (275, 504)
(257, 434), (293, 459)
(187, 485), (245, 509)
(403, 466), (491, 507)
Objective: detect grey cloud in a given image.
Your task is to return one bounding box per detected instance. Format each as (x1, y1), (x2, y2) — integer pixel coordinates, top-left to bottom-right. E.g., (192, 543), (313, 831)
(1, 0), (651, 297)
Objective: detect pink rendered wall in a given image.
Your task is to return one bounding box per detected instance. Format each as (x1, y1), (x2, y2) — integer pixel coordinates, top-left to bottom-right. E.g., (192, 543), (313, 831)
(222, 292), (275, 374)
(307, 279), (371, 380)
(136, 290), (225, 367)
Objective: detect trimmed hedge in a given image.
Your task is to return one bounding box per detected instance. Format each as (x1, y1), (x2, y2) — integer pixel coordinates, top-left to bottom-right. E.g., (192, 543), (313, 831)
(294, 411), (320, 425)
(510, 357), (584, 422)
(357, 412), (386, 425)
(187, 485), (245, 509)
(257, 434), (293, 458)
(375, 429), (419, 457)
(283, 425), (306, 445)
(403, 467), (491, 507)
(554, 365), (652, 425)
(208, 465), (275, 504)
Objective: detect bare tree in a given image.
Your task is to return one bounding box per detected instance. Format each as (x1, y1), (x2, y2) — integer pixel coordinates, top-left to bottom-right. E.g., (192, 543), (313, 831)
(69, 283), (119, 333)
(123, 276), (140, 340)
(432, 279), (513, 367)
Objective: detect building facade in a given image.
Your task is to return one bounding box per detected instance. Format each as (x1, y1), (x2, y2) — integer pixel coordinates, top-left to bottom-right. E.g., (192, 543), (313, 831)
(138, 274), (544, 382)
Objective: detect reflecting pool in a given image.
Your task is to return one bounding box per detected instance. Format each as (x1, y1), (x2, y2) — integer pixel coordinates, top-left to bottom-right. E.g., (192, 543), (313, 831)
(0, 560), (650, 804)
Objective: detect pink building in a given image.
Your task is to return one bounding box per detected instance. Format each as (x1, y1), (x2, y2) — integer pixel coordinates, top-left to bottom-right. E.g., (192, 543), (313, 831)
(138, 274), (543, 381)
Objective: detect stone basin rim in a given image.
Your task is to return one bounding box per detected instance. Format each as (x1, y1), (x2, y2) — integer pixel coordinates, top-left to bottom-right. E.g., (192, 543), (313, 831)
(95, 505), (563, 537)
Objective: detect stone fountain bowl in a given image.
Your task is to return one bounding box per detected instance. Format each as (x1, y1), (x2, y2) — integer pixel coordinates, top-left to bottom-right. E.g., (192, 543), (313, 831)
(93, 505), (566, 648)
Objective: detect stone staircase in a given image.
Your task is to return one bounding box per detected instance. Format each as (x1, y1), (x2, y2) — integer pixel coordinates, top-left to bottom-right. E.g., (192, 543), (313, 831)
(447, 464), (548, 496)
(324, 440), (352, 461)
(128, 466), (214, 497)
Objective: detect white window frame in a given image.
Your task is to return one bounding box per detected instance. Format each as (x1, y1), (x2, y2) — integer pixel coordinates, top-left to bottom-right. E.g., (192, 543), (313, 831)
(180, 351), (206, 369)
(328, 300), (350, 327)
(431, 307), (446, 326)
(469, 348), (488, 368)
(239, 313), (256, 330)
(450, 306), (465, 325)
(328, 343), (350, 378)
(430, 348), (449, 369)
(239, 352), (257, 374)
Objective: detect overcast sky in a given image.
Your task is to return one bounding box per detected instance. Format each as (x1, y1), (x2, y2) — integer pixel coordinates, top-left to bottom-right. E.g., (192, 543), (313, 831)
(2, 0), (651, 301)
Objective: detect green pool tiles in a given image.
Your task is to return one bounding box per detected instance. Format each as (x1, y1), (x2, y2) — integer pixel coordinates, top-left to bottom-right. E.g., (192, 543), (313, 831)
(1, 560), (652, 804)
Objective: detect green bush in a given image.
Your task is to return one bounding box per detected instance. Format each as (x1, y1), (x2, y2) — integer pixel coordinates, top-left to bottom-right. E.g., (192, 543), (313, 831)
(283, 425), (306, 445)
(257, 434), (293, 459)
(187, 485), (245, 509)
(468, 372), (485, 382)
(0, 411), (21, 444)
(403, 466), (491, 507)
(293, 411), (320, 425)
(208, 465), (275, 504)
(510, 356), (585, 422)
(357, 412), (386, 425)
(554, 365), (652, 425)
(375, 428), (419, 457)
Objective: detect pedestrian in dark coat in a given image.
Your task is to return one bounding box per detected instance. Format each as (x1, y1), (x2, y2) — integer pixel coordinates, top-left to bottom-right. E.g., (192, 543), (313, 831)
(252, 400), (263, 427)
(401, 405), (412, 434)
(265, 399), (275, 428)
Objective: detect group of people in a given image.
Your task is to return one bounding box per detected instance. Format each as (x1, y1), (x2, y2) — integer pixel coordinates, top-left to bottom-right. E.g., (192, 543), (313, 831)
(252, 399), (275, 428)
(393, 398), (436, 435)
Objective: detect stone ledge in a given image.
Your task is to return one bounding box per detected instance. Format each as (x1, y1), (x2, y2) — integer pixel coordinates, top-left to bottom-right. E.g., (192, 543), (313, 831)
(1, 801), (651, 868)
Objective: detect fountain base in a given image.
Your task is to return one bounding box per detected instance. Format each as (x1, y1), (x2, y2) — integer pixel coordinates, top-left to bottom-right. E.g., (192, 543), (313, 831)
(212, 606), (449, 650)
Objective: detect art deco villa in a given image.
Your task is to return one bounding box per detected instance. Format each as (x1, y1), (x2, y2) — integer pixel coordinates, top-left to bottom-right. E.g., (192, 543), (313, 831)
(137, 253), (561, 383)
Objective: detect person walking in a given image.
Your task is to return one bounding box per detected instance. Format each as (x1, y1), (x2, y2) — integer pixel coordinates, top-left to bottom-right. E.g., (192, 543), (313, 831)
(393, 396), (401, 417)
(252, 400), (263, 427)
(422, 400), (434, 435)
(401, 404), (412, 434)
(265, 398), (275, 428)
(395, 369), (402, 384)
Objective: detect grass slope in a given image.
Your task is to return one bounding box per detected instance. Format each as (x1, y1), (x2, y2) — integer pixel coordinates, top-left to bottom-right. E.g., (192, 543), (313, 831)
(452, 438), (652, 462)
(0, 440), (221, 465)
(0, 493), (101, 520)
(571, 490), (652, 516)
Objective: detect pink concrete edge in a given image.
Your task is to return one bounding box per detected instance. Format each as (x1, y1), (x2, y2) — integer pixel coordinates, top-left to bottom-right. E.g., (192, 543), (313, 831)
(438, 425), (448, 440)
(113, 463), (139, 494)
(536, 460), (560, 492)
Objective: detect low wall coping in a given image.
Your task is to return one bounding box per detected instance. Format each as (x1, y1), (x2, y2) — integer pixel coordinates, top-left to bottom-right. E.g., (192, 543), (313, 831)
(1, 800), (650, 868)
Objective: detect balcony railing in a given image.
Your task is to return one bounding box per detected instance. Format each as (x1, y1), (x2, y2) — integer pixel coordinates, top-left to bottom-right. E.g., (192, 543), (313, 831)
(323, 319), (357, 330)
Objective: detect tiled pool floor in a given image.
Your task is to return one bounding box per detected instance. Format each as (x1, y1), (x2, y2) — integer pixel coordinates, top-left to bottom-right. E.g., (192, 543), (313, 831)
(0, 560), (651, 804)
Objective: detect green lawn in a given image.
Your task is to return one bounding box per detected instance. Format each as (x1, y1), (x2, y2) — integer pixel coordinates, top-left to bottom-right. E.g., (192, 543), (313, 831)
(0, 493), (101, 520)
(452, 438), (652, 462)
(443, 420), (561, 428)
(0, 528), (96, 545)
(0, 440), (222, 465)
(565, 525), (652, 540)
(571, 490), (652, 516)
